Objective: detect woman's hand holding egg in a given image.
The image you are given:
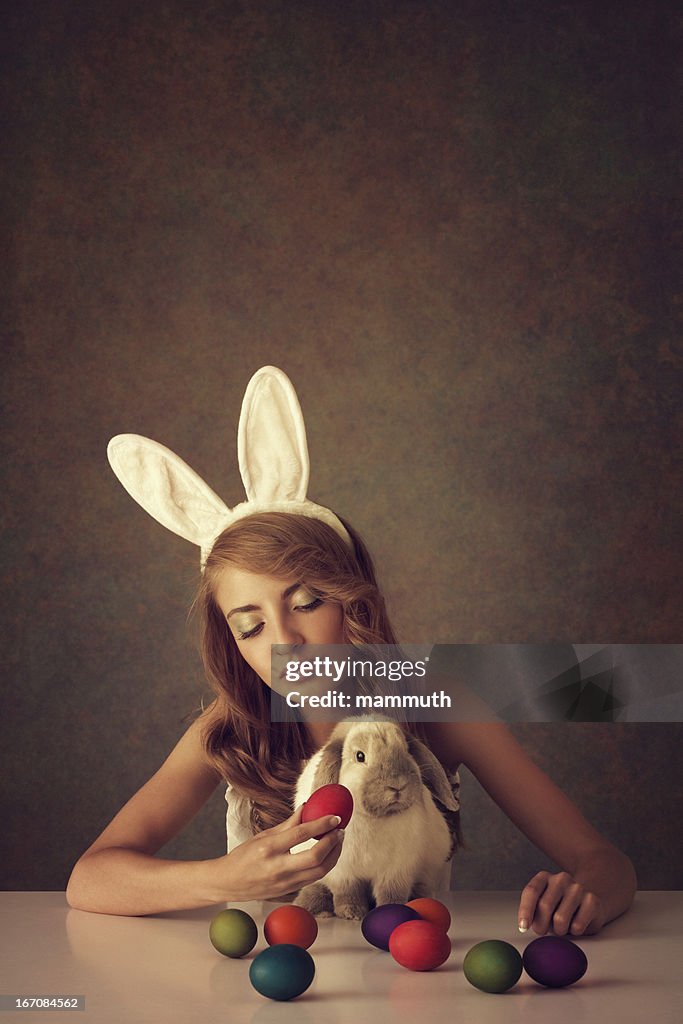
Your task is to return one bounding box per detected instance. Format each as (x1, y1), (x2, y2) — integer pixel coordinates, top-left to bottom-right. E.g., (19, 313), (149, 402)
(208, 805), (345, 903)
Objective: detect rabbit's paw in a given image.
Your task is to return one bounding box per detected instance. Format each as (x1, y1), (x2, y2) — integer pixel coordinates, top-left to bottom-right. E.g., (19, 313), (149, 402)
(294, 881), (334, 917)
(334, 898), (369, 920)
(333, 883), (371, 920)
(373, 884), (412, 907)
(409, 880), (435, 900)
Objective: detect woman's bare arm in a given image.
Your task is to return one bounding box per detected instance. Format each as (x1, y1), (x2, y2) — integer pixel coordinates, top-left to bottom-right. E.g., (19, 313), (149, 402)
(425, 719), (637, 935)
(66, 711), (344, 916)
(66, 711), (224, 914)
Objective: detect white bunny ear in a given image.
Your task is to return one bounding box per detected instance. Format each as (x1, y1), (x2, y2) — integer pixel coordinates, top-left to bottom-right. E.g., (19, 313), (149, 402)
(107, 434), (231, 549)
(238, 366), (310, 503)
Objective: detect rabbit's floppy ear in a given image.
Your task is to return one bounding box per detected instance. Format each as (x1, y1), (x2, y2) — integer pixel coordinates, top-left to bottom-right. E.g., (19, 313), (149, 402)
(312, 738), (344, 789)
(107, 434), (231, 550)
(407, 736), (461, 812)
(238, 365), (309, 503)
(311, 721), (354, 788)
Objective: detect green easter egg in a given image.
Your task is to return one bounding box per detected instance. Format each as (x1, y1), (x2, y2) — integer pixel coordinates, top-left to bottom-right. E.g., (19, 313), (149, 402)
(463, 939), (523, 993)
(209, 908), (258, 958)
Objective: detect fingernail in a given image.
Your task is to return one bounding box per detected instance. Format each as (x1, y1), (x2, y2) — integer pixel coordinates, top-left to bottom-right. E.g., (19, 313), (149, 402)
(336, 828), (345, 841)
(518, 919), (528, 933)
(330, 815), (342, 826)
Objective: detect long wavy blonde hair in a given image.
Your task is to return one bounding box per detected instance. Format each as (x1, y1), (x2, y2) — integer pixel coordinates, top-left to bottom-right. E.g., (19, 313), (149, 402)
(193, 511), (421, 833)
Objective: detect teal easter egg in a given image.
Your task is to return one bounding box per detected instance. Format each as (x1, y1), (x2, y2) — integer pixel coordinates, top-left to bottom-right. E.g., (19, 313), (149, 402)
(249, 944), (316, 1001)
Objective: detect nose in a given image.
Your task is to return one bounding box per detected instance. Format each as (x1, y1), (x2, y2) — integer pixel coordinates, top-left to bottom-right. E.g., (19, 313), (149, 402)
(272, 615), (305, 647)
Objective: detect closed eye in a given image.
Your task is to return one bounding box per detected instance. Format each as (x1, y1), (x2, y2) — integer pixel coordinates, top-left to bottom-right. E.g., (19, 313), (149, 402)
(238, 623), (264, 640)
(235, 593), (325, 638)
(237, 597), (324, 640)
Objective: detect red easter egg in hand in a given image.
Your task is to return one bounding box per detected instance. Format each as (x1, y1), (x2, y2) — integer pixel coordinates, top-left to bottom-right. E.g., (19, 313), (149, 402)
(405, 897), (451, 932)
(264, 906), (318, 950)
(389, 920), (452, 971)
(301, 784), (353, 839)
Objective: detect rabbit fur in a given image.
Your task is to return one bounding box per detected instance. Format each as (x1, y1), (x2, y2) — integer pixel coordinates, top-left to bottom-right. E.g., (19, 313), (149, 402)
(293, 717), (461, 919)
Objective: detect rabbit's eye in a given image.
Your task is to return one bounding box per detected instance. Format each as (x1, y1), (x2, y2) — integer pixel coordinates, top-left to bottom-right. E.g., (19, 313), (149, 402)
(356, 750), (365, 762)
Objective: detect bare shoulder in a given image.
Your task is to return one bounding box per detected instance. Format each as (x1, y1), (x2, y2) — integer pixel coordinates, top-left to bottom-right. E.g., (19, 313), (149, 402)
(147, 700), (227, 798)
(166, 701), (221, 767)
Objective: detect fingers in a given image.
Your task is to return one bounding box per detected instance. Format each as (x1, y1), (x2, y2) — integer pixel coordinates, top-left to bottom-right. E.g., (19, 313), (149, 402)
(255, 822), (344, 897)
(267, 813), (343, 855)
(285, 828), (345, 889)
(538, 874), (579, 935)
(266, 805), (338, 844)
(518, 871), (549, 933)
(288, 820), (344, 862)
(518, 871), (600, 936)
(267, 804), (304, 833)
(567, 891), (601, 936)
(546, 882), (585, 936)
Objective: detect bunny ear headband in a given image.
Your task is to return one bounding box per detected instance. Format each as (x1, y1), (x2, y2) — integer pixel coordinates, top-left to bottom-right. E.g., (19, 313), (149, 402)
(107, 365), (351, 568)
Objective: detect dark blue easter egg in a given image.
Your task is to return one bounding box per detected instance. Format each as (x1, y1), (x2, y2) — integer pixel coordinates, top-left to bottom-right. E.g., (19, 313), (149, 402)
(361, 904), (421, 951)
(249, 944), (315, 1001)
(522, 935), (588, 988)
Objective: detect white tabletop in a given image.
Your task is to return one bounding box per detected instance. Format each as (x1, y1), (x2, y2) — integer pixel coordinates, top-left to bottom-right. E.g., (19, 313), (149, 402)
(1, 891), (681, 1023)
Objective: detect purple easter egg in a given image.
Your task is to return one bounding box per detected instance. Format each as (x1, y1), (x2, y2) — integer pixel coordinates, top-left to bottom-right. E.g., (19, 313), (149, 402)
(522, 935), (588, 988)
(361, 904), (421, 951)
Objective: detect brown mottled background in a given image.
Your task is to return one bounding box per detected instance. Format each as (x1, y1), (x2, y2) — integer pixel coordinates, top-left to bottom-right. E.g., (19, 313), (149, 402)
(2, 0), (681, 891)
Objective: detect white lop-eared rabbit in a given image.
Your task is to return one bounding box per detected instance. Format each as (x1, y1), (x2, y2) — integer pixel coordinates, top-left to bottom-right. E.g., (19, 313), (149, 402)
(293, 717), (462, 919)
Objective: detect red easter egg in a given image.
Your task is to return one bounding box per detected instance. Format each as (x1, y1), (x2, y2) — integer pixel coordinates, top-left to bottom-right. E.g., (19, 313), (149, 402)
(405, 897), (451, 932)
(264, 906), (318, 950)
(301, 784), (353, 839)
(389, 920), (452, 971)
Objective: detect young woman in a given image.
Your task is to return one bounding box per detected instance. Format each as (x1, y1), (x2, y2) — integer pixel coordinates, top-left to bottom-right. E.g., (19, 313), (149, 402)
(66, 511), (637, 935)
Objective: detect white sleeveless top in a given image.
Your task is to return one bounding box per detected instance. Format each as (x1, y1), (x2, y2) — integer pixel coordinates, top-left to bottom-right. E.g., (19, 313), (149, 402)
(224, 783), (255, 853)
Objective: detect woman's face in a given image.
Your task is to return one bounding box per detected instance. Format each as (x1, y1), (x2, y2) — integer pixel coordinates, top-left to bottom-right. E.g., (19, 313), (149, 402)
(213, 565), (345, 687)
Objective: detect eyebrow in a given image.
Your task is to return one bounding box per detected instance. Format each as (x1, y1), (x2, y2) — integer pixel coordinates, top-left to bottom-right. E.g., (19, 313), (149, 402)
(226, 582), (303, 621)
